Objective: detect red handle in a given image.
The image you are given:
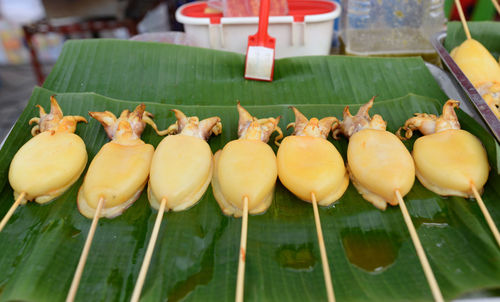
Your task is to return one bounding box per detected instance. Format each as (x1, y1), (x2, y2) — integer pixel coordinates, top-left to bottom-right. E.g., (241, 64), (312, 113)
(256, 0), (271, 42)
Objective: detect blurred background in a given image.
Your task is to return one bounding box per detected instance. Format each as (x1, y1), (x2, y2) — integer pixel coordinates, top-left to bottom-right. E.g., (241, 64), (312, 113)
(0, 0), (498, 141)
(0, 0), (174, 140)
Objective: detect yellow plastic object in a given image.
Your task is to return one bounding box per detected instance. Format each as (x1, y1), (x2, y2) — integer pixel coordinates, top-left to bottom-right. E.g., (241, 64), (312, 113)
(212, 139), (277, 217)
(348, 129), (415, 210)
(148, 109), (221, 211)
(277, 135), (348, 206)
(8, 96), (87, 205)
(9, 132), (87, 204)
(413, 129), (489, 197)
(450, 39), (500, 86)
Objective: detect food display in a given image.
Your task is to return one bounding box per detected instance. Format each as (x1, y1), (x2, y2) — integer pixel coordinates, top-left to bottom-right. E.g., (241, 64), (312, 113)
(333, 97), (415, 210)
(451, 39), (500, 118)
(148, 109), (222, 211)
(211, 103), (282, 217)
(277, 107), (348, 205)
(1, 96), (87, 232)
(77, 104), (161, 218)
(1, 30), (500, 302)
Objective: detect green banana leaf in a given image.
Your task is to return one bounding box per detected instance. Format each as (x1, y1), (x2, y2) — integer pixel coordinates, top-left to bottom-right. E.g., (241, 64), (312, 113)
(0, 86), (499, 302)
(445, 21), (500, 59)
(41, 40), (448, 106)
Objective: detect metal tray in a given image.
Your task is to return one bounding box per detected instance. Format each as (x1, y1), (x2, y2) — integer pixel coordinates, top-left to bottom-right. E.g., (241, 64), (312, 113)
(431, 31), (500, 143)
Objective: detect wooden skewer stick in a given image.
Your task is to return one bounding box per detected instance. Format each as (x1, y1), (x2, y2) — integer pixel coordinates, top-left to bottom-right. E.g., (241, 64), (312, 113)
(0, 192), (26, 232)
(311, 192), (335, 302)
(454, 0), (472, 40)
(130, 198), (168, 302)
(491, 0), (500, 16)
(235, 196), (249, 302)
(396, 190), (444, 302)
(66, 197), (105, 302)
(471, 185), (500, 247)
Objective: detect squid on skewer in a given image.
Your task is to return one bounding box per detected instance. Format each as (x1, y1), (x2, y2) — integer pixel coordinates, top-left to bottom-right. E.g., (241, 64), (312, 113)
(333, 97), (415, 210)
(148, 109), (222, 211)
(1, 96), (87, 232)
(276, 107), (348, 302)
(68, 104), (164, 302)
(211, 103), (282, 302)
(334, 97), (444, 302)
(397, 100), (498, 247)
(131, 110), (222, 302)
(451, 39), (500, 118)
(450, 0), (500, 119)
(277, 107), (348, 205)
(77, 104), (160, 218)
(212, 103), (282, 217)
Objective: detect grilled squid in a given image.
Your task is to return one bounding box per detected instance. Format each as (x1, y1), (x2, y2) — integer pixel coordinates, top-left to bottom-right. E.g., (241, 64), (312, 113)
(451, 39), (500, 118)
(277, 107), (348, 205)
(333, 97), (415, 210)
(211, 103), (282, 217)
(77, 104), (162, 218)
(9, 96), (87, 204)
(397, 100), (489, 197)
(148, 109), (222, 211)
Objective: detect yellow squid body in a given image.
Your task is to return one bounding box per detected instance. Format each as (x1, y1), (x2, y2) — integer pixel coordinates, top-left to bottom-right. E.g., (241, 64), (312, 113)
(148, 135), (213, 211)
(348, 129), (415, 209)
(412, 129), (489, 197)
(450, 39), (500, 86)
(213, 139), (277, 217)
(277, 136), (348, 205)
(451, 39), (500, 118)
(9, 132), (87, 204)
(78, 141), (154, 218)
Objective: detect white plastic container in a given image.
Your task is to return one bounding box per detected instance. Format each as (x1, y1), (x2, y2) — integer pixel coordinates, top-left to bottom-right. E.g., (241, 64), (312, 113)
(176, 0), (340, 58)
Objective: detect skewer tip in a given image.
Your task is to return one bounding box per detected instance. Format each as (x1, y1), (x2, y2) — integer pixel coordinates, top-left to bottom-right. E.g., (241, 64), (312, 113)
(470, 185), (500, 248)
(396, 190), (444, 302)
(311, 192), (335, 302)
(453, 0), (472, 40)
(131, 197), (167, 302)
(235, 196), (249, 302)
(66, 197), (105, 302)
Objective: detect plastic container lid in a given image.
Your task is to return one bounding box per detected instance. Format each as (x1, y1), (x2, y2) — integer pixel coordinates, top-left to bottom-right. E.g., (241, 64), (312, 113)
(178, 0), (338, 25)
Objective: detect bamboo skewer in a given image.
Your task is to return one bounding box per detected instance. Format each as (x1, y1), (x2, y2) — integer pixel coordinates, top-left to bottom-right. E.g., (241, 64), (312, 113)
(491, 0), (500, 16)
(396, 190), (444, 302)
(235, 196), (249, 302)
(311, 192), (335, 302)
(454, 0), (472, 40)
(453, 0), (500, 247)
(471, 185), (500, 247)
(66, 197), (105, 302)
(131, 198), (167, 302)
(0, 192), (26, 232)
